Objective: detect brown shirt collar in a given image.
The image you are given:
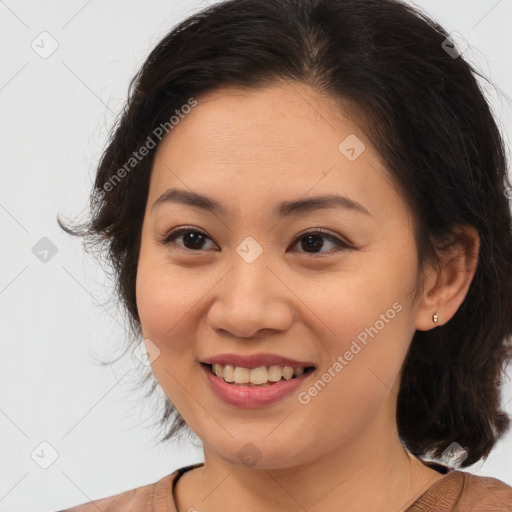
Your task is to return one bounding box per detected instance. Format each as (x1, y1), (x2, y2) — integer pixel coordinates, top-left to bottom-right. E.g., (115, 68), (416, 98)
(83, 461), (512, 512)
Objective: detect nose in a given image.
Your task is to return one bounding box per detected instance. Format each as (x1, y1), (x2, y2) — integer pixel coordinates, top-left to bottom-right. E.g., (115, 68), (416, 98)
(206, 248), (294, 339)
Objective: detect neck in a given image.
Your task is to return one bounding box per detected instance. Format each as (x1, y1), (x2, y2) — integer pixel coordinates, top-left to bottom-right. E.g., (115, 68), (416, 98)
(175, 421), (444, 512)
(174, 382), (444, 512)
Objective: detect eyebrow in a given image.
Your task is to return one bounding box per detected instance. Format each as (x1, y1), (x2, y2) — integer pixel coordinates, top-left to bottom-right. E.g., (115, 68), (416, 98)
(151, 187), (371, 217)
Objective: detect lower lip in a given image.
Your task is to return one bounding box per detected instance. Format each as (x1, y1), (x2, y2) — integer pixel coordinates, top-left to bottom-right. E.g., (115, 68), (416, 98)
(201, 363), (314, 408)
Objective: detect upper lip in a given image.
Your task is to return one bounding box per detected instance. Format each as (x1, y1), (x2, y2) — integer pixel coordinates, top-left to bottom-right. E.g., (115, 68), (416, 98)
(202, 353), (316, 369)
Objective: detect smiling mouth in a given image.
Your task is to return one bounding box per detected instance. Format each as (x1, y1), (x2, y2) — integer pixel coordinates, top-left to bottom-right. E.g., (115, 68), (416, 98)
(202, 362), (316, 387)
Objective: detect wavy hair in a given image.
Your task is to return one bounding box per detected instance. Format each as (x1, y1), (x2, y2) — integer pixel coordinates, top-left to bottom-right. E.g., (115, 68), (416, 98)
(58, 0), (512, 467)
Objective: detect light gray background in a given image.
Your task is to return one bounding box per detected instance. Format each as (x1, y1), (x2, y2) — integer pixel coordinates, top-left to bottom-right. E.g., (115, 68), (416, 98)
(1, 1), (511, 511)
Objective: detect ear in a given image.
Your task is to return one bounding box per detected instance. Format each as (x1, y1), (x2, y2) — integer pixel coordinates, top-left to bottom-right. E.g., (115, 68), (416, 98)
(415, 224), (480, 331)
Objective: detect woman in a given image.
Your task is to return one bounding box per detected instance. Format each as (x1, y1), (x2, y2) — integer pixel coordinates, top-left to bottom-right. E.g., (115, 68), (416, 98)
(58, 0), (512, 510)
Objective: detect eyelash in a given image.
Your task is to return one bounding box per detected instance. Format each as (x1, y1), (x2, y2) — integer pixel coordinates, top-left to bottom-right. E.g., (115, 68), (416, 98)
(159, 226), (353, 256)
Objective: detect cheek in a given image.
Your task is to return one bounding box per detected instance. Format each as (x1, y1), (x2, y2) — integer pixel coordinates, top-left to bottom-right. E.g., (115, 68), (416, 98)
(299, 313), (411, 447)
(323, 305), (410, 392)
(305, 266), (412, 343)
(135, 258), (203, 412)
(136, 263), (170, 339)
(135, 254), (200, 356)
(305, 263), (416, 398)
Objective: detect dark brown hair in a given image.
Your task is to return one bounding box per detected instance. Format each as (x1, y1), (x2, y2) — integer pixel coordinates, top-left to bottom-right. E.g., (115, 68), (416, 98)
(58, 0), (512, 467)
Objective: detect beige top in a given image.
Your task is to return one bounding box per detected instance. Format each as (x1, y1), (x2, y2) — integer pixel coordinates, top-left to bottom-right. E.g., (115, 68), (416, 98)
(59, 462), (512, 511)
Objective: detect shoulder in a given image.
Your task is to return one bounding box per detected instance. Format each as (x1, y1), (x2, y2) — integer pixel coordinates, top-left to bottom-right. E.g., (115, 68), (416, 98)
(456, 471), (512, 510)
(57, 472), (175, 512)
(407, 468), (512, 511)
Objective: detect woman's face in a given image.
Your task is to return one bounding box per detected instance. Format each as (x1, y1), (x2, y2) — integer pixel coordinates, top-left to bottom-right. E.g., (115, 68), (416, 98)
(136, 81), (426, 469)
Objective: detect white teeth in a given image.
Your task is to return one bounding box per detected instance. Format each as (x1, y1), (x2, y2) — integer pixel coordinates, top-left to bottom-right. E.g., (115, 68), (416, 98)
(210, 363), (310, 385)
(267, 365), (283, 382)
(233, 366), (250, 384)
(249, 366), (268, 384)
(223, 364), (234, 382)
(293, 366), (304, 377)
(282, 366), (294, 380)
(213, 363), (224, 378)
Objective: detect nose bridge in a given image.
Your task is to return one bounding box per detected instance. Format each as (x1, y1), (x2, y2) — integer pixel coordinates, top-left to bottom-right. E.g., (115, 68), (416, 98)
(228, 234), (275, 304)
(207, 234), (293, 336)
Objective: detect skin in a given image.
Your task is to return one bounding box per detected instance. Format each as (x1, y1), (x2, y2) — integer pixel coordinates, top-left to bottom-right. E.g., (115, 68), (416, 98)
(135, 80), (480, 511)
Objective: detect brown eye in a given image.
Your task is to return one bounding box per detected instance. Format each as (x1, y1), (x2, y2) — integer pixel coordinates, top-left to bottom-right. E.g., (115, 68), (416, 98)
(160, 228), (216, 251)
(291, 230), (352, 255)
(160, 227), (352, 255)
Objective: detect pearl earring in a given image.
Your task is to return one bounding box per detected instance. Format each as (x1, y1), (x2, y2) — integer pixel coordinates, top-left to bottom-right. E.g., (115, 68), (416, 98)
(432, 313), (439, 324)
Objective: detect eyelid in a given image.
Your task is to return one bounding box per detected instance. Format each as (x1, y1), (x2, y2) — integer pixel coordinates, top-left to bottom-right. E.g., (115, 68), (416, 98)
(159, 226), (218, 251)
(160, 226), (212, 244)
(159, 226), (353, 254)
(292, 228), (353, 255)
(294, 226), (352, 246)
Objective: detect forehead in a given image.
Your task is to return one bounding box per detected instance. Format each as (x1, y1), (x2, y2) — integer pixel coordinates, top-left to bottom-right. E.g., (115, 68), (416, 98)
(149, 81), (405, 221)
(159, 81), (363, 157)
